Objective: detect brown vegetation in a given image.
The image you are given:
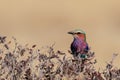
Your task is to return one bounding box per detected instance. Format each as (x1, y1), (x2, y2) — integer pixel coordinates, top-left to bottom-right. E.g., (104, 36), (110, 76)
(0, 36), (120, 80)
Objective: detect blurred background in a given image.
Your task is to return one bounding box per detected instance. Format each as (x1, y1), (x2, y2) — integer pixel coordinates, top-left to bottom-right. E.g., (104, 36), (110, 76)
(0, 0), (120, 69)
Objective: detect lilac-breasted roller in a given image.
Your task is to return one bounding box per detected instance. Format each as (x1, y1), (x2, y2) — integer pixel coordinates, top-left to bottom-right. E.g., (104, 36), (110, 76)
(68, 29), (89, 58)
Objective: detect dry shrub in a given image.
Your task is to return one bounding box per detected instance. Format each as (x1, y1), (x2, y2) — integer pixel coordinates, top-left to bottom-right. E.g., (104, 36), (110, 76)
(0, 36), (119, 80)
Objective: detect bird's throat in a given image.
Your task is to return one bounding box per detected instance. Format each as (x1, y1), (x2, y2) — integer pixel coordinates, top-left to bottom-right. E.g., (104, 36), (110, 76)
(78, 34), (86, 41)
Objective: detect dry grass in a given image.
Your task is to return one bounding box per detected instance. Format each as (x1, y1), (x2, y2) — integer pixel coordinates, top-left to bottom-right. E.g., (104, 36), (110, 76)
(0, 36), (120, 80)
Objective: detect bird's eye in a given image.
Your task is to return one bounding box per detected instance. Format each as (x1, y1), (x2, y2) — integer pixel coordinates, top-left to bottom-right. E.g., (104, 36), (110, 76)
(77, 32), (81, 34)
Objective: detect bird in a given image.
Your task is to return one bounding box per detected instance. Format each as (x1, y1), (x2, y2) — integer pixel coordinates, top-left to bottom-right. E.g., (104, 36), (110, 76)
(68, 29), (89, 58)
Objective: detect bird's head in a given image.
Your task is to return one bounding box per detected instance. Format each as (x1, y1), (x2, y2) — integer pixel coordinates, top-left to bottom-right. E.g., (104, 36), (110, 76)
(68, 29), (86, 41)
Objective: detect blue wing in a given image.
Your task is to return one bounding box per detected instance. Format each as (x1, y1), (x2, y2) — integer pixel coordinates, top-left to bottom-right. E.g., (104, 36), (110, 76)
(71, 42), (77, 54)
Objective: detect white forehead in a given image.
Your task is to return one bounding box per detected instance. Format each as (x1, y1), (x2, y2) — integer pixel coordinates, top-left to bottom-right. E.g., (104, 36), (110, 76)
(73, 29), (85, 34)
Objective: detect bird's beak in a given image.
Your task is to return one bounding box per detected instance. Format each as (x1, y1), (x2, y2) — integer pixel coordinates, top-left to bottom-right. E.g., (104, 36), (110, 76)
(68, 31), (74, 34)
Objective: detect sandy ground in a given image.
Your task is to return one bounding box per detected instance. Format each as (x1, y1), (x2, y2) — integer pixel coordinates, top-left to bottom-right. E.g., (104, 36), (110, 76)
(0, 0), (120, 69)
